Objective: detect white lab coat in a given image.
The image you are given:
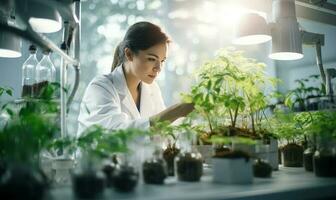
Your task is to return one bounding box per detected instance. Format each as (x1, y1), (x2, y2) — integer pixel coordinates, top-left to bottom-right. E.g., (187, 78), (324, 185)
(77, 66), (166, 137)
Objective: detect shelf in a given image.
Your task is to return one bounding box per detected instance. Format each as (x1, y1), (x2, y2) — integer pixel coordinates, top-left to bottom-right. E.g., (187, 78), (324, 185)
(50, 167), (336, 200)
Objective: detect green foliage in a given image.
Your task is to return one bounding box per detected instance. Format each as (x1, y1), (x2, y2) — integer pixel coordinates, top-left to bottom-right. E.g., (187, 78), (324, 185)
(284, 75), (325, 110)
(210, 135), (256, 145)
(0, 83), (60, 165)
(182, 48), (277, 136)
(305, 111), (336, 139)
(0, 86), (13, 97)
(268, 109), (307, 143)
(48, 126), (151, 159)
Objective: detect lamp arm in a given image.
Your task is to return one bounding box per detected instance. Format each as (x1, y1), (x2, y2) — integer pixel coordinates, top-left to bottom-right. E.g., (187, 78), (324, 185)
(315, 42), (327, 86)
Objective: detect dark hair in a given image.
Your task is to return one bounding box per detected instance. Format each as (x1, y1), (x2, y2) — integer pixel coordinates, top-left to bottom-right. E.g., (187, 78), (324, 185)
(111, 21), (170, 72)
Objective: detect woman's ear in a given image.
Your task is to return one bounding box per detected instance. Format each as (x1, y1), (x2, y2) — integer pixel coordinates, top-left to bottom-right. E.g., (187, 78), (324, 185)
(124, 48), (133, 62)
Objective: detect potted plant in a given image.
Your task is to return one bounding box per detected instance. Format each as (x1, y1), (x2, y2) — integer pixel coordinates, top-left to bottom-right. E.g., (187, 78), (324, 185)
(211, 136), (253, 184)
(0, 83), (59, 200)
(269, 110), (305, 167)
(150, 121), (180, 176)
(253, 159), (272, 178)
(285, 75), (325, 112)
(308, 111), (336, 177)
(142, 148), (167, 185)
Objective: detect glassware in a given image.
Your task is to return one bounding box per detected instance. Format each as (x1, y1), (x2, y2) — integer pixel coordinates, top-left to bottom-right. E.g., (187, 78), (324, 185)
(21, 45), (38, 97)
(35, 49), (56, 97)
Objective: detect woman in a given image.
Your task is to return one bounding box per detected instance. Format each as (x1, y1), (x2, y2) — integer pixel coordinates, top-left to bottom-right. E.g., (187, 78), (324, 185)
(77, 21), (194, 136)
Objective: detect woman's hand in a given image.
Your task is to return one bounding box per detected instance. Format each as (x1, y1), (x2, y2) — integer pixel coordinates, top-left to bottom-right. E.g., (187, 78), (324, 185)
(149, 102), (194, 126)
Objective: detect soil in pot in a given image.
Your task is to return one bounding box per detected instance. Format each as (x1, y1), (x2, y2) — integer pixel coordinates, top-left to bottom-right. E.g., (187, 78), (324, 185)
(0, 165), (48, 200)
(282, 143), (303, 167)
(112, 164), (138, 192)
(163, 143), (180, 176)
(313, 149), (336, 177)
(143, 158), (167, 185)
(176, 152), (203, 182)
(213, 145), (231, 157)
(303, 147), (315, 172)
(72, 169), (105, 199)
(102, 156), (118, 187)
(253, 159), (272, 178)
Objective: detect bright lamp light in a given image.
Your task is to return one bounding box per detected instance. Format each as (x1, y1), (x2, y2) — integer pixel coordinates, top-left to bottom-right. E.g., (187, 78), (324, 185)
(28, 2), (62, 33)
(0, 30), (22, 58)
(269, 0), (303, 60)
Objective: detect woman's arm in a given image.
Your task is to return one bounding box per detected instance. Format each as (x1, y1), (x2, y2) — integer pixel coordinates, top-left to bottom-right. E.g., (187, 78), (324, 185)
(149, 103), (194, 126)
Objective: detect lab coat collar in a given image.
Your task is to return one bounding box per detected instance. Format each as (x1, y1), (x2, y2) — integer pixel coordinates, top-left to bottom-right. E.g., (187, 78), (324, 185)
(110, 65), (154, 119)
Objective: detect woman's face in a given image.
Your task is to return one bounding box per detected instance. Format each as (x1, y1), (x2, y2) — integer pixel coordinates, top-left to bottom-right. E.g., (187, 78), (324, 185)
(127, 42), (168, 84)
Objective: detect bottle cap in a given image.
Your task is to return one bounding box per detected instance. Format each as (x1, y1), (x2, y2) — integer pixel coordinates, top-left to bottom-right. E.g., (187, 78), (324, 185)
(28, 45), (37, 53)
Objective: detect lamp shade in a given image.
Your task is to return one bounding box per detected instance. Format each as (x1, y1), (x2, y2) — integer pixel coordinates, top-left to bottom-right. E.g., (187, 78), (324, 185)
(269, 0), (303, 60)
(0, 30), (22, 58)
(28, 2), (62, 33)
(233, 13), (271, 45)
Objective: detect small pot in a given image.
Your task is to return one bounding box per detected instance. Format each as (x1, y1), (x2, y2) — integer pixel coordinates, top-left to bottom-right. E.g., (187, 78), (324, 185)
(175, 151), (203, 182)
(212, 150), (253, 184)
(0, 165), (48, 200)
(281, 143), (303, 167)
(112, 164), (138, 192)
(253, 159), (272, 178)
(102, 161), (118, 187)
(313, 149), (336, 177)
(72, 170), (106, 199)
(143, 158), (167, 184)
(163, 144), (180, 176)
(303, 147), (315, 172)
(255, 138), (279, 170)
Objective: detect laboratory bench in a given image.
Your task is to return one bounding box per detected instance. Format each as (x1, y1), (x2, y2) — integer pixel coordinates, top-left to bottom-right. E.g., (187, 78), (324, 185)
(50, 166), (336, 200)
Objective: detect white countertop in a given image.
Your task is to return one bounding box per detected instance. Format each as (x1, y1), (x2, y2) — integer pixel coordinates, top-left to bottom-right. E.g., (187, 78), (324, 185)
(51, 166), (336, 200)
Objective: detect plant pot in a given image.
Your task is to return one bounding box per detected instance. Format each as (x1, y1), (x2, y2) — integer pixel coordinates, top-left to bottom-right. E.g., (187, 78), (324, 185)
(163, 144), (180, 176)
(102, 160), (118, 187)
(52, 158), (75, 185)
(303, 147), (315, 172)
(194, 145), (213, 165)
(255, 139), (279, 170)
(112, 164), (138, 192)
(232, 142), (256, 157)
(313, 149), (336, 177)
(281, 143), (303, 167)
(175, 151), (203, 182)
(72, 170), (106, 199)
(0, 165), (48, 200)
(253, 159), (272, 178)
(143, 158), (167, 185)
(212, 151), (253, 184)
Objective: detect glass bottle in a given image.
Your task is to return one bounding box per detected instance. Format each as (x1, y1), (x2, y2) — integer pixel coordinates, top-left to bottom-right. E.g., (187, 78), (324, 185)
(21, 45), (38, 97)
(35, 49), (56, 97)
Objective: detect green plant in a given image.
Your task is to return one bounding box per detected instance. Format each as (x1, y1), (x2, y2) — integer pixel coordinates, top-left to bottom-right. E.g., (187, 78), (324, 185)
(0, 86), (13, 98)
(182, 48), (277, 141)
(49, 126), (151, 160)
(268, 109), (310, 145)
(285, 75), (325, 110)
(0, 83), (60, 165)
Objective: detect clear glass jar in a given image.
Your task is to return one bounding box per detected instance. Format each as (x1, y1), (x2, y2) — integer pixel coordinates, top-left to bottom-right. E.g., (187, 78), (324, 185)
(175, 146), (203, 182)
(143, 148), (167, 184)
(22, 45), (38, 97)
(35, 50), (56, 96)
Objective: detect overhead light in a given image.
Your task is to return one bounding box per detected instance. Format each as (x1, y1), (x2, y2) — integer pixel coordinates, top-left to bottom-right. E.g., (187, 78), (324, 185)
(269, 0), (303, 60)
(233, 13), (271, 45)
(28, 2), (62, 33)
(0, 30), (22, 58)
